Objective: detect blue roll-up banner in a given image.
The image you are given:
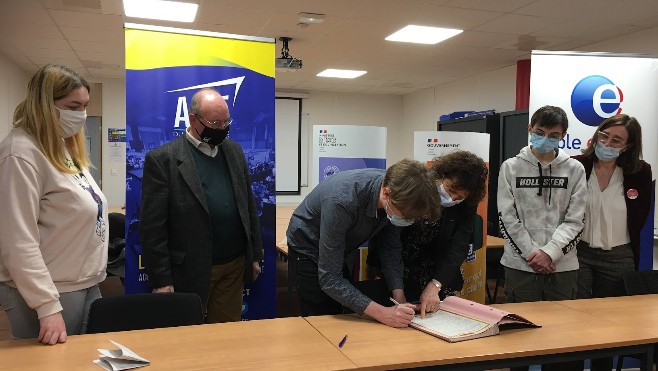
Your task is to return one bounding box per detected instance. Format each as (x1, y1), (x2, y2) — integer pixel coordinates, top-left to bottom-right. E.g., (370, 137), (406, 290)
(124, 24), (276, 319)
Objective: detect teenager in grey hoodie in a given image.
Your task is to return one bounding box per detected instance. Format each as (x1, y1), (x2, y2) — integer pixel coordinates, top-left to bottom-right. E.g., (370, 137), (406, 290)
(498, 105), (587, 306)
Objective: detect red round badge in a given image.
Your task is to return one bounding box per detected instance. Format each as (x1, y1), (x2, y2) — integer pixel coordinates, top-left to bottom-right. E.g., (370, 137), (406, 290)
(626, 188), (638, 200)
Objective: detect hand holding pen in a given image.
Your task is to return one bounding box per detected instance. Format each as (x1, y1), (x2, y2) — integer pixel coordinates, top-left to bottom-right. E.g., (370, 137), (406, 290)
(387, 297), (417, 327)
(364, 293), (416, 328)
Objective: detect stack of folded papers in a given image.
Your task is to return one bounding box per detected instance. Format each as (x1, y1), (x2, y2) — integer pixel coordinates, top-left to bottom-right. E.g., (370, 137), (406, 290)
(93, 340), (150, 370)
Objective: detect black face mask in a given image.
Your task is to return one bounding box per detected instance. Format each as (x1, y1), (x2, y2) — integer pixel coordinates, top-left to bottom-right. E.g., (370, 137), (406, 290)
(195, 124), (230, 146)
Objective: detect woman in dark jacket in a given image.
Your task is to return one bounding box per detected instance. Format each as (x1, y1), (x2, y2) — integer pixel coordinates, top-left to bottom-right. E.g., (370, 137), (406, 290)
(572, 114), (652, 371)
(402, 151), (488, 316)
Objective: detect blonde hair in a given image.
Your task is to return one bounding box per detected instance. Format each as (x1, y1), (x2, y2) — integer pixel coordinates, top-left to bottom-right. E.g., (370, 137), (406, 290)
(13, 64), (91, 173)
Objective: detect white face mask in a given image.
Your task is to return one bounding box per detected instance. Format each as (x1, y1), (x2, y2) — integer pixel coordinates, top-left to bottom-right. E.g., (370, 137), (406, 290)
(385, 200), (414, 227)
(56, 107), (87, 138)
(438, 183), (464, 207)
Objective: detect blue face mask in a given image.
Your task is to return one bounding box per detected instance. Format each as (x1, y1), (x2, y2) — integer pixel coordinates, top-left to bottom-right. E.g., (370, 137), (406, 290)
(530, 132), (560, 154)
(438, 184), (464, 207)
(595, 142), (622, 161)
(385, 200), (414, 227)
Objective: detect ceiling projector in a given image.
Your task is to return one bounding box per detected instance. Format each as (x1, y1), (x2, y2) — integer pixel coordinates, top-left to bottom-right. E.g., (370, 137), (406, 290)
(276, 57), (302, 69)
(277, 37), (302, 70)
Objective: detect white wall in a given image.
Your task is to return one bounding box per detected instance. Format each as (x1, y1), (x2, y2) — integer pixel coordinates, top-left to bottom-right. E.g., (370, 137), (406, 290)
(401, 65), (517, 152)
(277, 91), (403, 205)
(0, 54), (28, 139)
(98, 78), (126, 207)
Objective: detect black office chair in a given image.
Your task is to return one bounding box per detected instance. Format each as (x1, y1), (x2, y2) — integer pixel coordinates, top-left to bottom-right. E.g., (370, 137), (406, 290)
(622, 270), (658, 296)
(86, 292), (204, 334)
(107, 212), (126, 285)
(485, 247), (505, 304)
(615, 270), (658, 371)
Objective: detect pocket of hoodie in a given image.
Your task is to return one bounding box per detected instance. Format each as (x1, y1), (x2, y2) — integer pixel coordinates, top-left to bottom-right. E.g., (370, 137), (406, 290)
(524, 227), (554, 244)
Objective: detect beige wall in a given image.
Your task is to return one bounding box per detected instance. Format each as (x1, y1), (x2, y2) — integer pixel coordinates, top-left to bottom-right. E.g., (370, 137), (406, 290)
(0, 54), (28, 139)
(87, 82), (103, 117)
(401, 65), (517, 155)
(98, 78), (126, 208)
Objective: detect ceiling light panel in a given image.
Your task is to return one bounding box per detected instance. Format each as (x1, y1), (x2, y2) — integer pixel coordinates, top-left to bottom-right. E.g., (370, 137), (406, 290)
(385, 25), (463, 44)
(123, 0), (198, 23)
(317, 69), (367, 79)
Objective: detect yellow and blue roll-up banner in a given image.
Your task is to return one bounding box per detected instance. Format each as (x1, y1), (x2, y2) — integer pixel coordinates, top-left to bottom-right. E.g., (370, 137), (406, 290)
(124, 24), (276, 319)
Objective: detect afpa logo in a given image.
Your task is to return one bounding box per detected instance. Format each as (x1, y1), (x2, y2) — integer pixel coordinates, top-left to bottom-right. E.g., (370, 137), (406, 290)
(571, 75), (623, 127)
(168, 76), (245, 133)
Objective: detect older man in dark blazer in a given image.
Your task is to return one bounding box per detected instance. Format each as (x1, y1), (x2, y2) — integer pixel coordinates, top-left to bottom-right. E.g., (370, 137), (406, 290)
(140, 88), (262, 323)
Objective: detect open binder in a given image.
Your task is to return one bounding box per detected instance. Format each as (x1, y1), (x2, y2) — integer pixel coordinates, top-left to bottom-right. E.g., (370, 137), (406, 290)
(410, 296), (540, 342)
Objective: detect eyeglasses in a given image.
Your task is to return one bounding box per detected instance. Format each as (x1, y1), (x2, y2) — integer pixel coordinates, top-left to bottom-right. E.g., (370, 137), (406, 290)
(532, 130), (561, 141)
(195, 113), (232, 129)
(597, 130), (627, 148)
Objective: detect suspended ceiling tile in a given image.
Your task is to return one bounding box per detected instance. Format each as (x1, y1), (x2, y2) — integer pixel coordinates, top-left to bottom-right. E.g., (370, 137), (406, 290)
(474, 13), (558, 34)
(50, 9), (123, 30)
(0, 4), (54, 25)
(446, 0), (536, 13)
(60, 26), (123, 43)
(76, 50), (124, 64)
(13, 36), (72, 50)
(69, 39), (123, 53)
(350, 0), (503, 30)
(21, 48), (78, 59)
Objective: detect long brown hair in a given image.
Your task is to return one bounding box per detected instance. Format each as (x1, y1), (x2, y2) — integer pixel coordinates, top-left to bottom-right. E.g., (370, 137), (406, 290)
(581, 114), (643, 174)
(13, 64), (91, 173)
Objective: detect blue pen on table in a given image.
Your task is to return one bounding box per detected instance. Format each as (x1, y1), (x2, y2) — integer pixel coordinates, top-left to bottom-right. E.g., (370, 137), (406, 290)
(338, 334), (348, 348)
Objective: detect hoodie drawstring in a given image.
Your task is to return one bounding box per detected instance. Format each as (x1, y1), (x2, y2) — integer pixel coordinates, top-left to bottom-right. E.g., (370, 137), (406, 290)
(536, 162), (543, 197)
(548, 164), (552, 205)
(536, 162), (553, 205)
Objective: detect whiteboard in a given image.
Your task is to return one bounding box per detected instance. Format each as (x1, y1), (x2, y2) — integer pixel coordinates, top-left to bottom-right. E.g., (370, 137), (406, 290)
(275, 97), (301, 193)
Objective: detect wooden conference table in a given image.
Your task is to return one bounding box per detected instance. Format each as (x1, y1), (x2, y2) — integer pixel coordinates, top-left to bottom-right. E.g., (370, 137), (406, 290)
(0, 295), (655, 370)
(0, 317), (356, 371)
(306, 296), (658, 370)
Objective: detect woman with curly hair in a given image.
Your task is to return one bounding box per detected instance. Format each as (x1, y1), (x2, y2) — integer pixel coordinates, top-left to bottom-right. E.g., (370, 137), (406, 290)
(401, 150), (488, 316)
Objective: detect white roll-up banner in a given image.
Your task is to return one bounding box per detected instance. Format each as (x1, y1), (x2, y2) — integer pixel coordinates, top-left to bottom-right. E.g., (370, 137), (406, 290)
(530, 50), (657, 269)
